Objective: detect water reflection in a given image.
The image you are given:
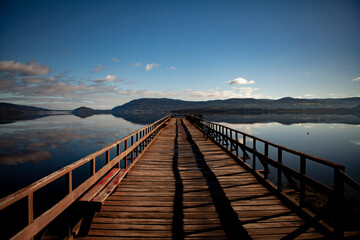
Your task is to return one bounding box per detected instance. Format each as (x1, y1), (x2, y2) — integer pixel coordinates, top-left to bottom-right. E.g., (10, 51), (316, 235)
(204, 113), (360, 125)
(0, 113), (359, 197)
(215, 120), (360, 185)
(0, 114), (146, 197)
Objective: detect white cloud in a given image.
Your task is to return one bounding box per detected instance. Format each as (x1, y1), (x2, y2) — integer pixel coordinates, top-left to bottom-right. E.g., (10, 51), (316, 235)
(352, 76), (360, 82)
(169, 66), (176, 70)
(131, 62), (143, 67)
(187, 87), (264, 100)
(117, 88), (179, 98)
(0, 150), (52, 165)
(228, 77), (255, 85)
(111, 58), (120, 62)
(351, 140), (360, 146)
(330, 93), (348, 98)
(92, 64), (106, 72)
(145, 63), (159, 71)
(304, 93), (315, 98)
(0, 60), (50, 75)
(95, 74), (120, 82)
(23, 77), (46, 84)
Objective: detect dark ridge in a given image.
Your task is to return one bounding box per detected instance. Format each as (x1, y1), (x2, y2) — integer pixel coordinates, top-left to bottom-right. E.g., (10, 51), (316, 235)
(111, 97), (360, 113)
(72, 106), (111, 118)
(0, 102), (52, 122)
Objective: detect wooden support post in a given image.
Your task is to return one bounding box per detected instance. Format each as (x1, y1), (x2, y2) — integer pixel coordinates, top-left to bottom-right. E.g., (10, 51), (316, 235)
(243, 135), (246, 160)
(225, 128), (229, 148)
(131, 136), (134, 163)
(264, 143), (269, 179)
(28, 193), (33, 224)
(66, 171), (72, 193)
(235, 132), (239, 156)
(142, 130), (144, 149)
(278, 148), (282, 191)
(253, 139), (256, 170)
(91, 158), (96, 175)
(144, 129), (148, 146)
(124, 140), (128, 169)
(221, 126), (224, 145)
(106, 150), (110, 164)
(333, 167), (345, 239)
(135, 133), (138, 158)
(300, 155), (306, 207)
(117, 144), (121, 168)
(139, 131), (142, 153)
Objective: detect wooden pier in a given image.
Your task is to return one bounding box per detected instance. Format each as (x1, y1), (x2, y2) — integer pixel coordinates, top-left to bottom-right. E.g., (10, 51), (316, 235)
(83, 118), (325, 239)
(1, 115), (359, 239)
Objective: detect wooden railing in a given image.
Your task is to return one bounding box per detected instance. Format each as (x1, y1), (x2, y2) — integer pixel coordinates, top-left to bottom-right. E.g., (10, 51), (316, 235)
(187, 115), (360, 239)
(0, 114), (172, 240)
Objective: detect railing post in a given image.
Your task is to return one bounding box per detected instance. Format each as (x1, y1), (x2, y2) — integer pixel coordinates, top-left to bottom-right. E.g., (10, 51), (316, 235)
(216, 124), (219, 141)
(243, 135), (246, 160)
(135, 133), (138, 158)
(300, 155), (306, 207)
(106, 150), (110, 164)
(117, 143), (121, 168)
(131, 136), (134, 163)
(277, 148), (282, 191)
(253, 139), (256, 170)
(140, 130), (143, 153)
(264, 143), (269, 179)
(225, 128), (229, 148)
(124, 140), (128, 169)
(66, 171), (72, 193)
(333, 167), (345, 239)
(91, 158), (96, 175)
(235, 132), (239, 156)
(28, 193), (33, 224)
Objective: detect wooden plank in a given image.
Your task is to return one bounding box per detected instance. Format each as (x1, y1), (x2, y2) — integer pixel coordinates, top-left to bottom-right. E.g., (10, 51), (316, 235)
(0, 115), (172, 212)
(82, 118), (327, 239)
(79, 168), (120, 202)
(92, 169), (128, 203)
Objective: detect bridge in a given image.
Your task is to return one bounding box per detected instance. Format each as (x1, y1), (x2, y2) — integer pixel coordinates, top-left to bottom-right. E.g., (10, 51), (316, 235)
(0, 115), (359, 239)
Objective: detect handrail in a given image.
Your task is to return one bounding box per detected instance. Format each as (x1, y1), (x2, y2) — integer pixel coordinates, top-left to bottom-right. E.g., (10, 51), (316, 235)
(0, 114), (172, 240)
(340, 170), (360, 193)
(187, 115), (359, 239)
(198, 118), (344, 169)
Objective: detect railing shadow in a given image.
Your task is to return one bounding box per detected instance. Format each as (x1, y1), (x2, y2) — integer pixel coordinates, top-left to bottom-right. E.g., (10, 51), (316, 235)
(172, 119), (185, 239)
(180, 119), (252, 240)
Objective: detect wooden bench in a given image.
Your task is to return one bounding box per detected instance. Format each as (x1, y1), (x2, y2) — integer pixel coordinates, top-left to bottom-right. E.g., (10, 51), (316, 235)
(77, 168), (128, 236)
(79, 168), (127, 211)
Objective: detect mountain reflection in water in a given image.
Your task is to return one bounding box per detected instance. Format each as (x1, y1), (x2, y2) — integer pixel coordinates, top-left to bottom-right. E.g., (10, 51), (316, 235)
(0, 113), (359, 198)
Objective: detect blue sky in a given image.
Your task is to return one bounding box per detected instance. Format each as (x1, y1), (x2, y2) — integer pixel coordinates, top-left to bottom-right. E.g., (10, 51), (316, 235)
(0, 0), (359, 109)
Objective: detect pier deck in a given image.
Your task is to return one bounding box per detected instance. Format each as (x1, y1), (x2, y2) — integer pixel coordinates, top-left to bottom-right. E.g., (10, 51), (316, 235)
(83, 118), (325, 239)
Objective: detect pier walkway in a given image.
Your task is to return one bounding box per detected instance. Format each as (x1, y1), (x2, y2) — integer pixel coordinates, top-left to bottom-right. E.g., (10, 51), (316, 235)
(83, 118), (325, 239)
(2, 115), (359, 240)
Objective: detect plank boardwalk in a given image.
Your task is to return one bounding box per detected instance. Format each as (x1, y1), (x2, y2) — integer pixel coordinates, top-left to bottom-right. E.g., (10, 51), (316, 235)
(82, 118), (326, 239)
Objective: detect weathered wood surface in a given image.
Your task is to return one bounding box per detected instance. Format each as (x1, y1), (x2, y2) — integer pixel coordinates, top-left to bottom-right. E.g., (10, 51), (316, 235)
(79, 168), (120, 202)
(80, 118), (326, 239)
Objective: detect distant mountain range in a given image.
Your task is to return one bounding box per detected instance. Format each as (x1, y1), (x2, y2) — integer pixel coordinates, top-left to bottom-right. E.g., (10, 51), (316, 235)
(1, 97), (360, 123)
(0, 102), (69, 123)
(112, 97), (360, 112)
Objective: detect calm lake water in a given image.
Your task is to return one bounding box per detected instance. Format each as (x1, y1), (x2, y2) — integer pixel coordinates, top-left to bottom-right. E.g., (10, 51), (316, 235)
(0, 114), (147, 198)
(0, 114), (359, 198)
